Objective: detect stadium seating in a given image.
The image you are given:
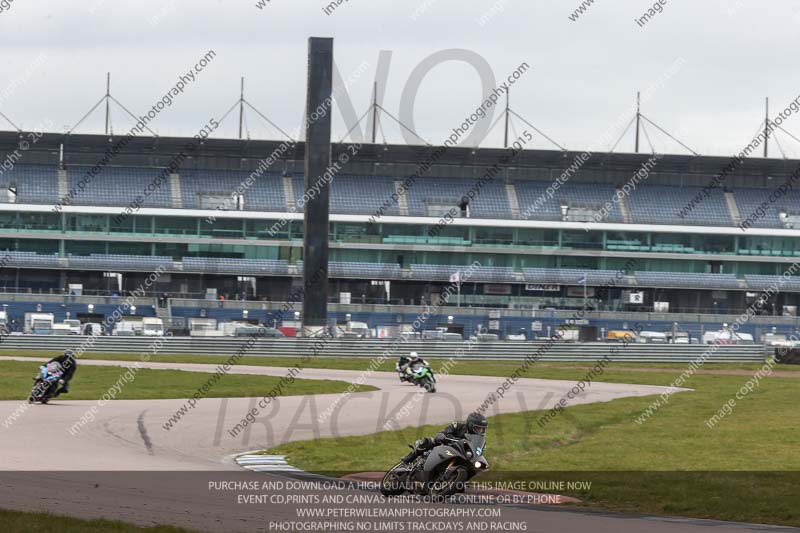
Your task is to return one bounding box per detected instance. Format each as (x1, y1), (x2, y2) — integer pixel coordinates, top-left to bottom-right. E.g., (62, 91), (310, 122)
(67, 166), (173, 208)
(0, 165), (59, 204)
(3, 251), (61, 268)
(405, 177), (510, 218)
(6, 163), (800, 231)
(627, 185), (732, 226)
(330, 175), (400, 215)
(522, 268), (628, 285)
(733, 188), (800, 228)
(744, 275), (800, 292)
(180, 169), (284, 211)
(329, 261), (402, 278)
(411, 264), (516, 282)
(182, 257), (289, 275)
(66, 254), (172, 270)
(635, 271), (740, 289)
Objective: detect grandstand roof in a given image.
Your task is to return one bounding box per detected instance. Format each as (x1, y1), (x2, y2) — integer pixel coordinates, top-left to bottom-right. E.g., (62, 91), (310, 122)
(1, 130), (798, 187)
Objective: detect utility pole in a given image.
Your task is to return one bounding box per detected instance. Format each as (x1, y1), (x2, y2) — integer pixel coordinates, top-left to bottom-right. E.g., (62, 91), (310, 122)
(104, 73), (111, 135)
(634, 91), (641, 153)
(503, 89), (510, 148)
(238, 77), (245, 140)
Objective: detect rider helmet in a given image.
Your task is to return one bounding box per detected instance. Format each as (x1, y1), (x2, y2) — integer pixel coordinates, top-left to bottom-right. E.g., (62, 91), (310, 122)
(409, 351), (420, 361)
(466, 412), (488, 435)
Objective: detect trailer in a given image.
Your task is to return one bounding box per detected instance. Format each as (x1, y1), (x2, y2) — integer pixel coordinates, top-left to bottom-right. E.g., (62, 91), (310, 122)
(24, 312), (55, 335)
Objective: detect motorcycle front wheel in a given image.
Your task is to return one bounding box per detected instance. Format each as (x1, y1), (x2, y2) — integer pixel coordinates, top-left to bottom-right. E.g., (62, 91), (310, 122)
(380, 462), (411, 496)
(427, 465), (468, 497)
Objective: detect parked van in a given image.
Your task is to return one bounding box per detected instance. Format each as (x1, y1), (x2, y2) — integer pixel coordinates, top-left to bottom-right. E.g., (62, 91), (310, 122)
(113, 321), (138, 336)
(702, 329), (755, 345)
(637, 331), (668, 344)
(142, 317), (165, 336)
(63, 319), (82, 335)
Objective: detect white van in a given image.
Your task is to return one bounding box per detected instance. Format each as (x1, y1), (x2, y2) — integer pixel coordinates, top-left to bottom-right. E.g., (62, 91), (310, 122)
(63, 319), (82, 335)
(637, 331), (668, 344)
(142, 317), (165, 336)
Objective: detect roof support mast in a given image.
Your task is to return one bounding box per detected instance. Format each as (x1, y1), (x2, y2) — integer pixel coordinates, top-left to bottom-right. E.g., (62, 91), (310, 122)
(503, 88), (510, 148)
(104, 73), (111, 135)
(238, 77), (245, 140)
(764, 96), (769, 158)
(371, 81), (378, 144)
(634, 91), (641, 153)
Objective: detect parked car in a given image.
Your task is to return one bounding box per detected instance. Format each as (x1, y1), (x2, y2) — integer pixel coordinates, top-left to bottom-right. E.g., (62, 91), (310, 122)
(606, 330), (638, 343)
(261, 327), (285, 338)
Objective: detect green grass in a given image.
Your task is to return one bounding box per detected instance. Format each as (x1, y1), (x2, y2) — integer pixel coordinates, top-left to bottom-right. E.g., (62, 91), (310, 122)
(0, 508), (196, 533)
(3, 351), (799, 525)
(268, 367), (800, 527)
(0, 360), (375, 401)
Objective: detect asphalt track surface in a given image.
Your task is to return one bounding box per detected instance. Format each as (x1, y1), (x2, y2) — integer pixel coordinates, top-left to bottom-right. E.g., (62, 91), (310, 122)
(0, 356), (796, 533)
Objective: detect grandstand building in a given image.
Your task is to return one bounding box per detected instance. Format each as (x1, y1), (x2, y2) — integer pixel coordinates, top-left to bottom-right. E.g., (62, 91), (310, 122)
(2, 130), (800, 337)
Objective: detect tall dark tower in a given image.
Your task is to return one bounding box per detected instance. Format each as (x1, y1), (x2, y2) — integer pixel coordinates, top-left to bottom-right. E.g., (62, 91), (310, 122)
(302, 37), (333, 336)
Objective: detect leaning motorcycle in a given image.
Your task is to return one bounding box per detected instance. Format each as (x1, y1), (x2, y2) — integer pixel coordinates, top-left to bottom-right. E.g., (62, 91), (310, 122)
(28, 363), (64, 404)
(380, 435), (489, 497)
(408, 361), (436, 393)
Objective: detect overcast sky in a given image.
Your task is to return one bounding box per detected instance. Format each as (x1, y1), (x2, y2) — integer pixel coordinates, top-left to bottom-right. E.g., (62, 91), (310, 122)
(2, 0), (800, 158)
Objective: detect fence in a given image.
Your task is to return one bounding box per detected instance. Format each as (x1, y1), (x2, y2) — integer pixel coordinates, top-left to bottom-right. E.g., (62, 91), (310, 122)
(0, 335), (766, 363)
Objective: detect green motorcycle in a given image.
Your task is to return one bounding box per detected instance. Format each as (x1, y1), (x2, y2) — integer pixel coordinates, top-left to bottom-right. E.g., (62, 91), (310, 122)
(409, 361), (436, 393)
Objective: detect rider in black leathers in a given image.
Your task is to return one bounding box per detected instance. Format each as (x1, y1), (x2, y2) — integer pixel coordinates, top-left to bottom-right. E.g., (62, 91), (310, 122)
(397, 352), (429, 382)
(46, 350), (77, 395)
(401, 412), (488, 463)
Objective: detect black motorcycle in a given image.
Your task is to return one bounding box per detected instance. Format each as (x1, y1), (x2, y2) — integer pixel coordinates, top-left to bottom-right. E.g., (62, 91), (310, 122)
(380, 435), (489, 497)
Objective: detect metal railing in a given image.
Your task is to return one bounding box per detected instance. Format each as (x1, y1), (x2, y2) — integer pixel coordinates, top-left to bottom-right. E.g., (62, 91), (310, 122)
(0, 335), (767, 363)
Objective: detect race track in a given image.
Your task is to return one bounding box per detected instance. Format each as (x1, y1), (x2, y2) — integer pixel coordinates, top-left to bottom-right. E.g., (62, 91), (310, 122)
(0, 357), (794, 532)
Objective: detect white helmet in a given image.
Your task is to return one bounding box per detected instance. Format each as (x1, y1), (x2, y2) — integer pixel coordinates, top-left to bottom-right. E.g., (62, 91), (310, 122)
(409, 351), (419, 360)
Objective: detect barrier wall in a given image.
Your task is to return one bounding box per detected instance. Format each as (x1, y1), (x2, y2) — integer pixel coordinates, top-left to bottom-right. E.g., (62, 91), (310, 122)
(0, 335), (767, 363)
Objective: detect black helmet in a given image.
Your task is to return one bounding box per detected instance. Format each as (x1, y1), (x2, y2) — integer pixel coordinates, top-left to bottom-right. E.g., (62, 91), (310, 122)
(64, 349), (76, 359)
(466, 412), (488, 435)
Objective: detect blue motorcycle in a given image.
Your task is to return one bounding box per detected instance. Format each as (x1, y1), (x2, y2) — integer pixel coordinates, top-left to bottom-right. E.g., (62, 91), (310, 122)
(28, 362), (65, 404)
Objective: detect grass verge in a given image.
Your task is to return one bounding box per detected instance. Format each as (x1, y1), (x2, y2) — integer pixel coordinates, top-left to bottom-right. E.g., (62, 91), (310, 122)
(0, 360), (375, 401)
(0, 508), (195, 533)
(268, 367), (800, 527)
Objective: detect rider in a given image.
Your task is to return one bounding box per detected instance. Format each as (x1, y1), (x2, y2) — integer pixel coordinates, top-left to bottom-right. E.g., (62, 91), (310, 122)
(401, 412), (489, 463)
(46, 349), (77, 395)
(397, 351), (427, 381)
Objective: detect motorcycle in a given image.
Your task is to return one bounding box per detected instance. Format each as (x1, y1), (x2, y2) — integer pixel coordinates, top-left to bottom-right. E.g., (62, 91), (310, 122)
(380, 435), (489, 497)
(28, 362), (66, 404)
(408, 361), (436, 392)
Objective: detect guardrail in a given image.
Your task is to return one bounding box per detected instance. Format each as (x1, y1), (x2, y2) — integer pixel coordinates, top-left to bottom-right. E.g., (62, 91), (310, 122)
(0, 335), (767, 363)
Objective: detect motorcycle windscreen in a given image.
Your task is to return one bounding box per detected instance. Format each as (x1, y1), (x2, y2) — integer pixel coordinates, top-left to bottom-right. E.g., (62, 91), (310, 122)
(466, 434), (486, 456)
